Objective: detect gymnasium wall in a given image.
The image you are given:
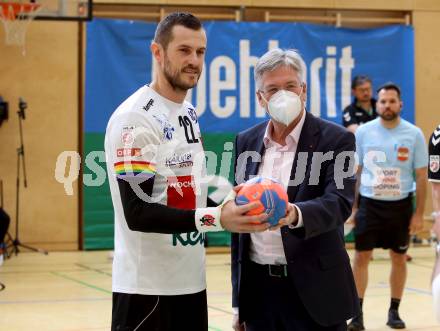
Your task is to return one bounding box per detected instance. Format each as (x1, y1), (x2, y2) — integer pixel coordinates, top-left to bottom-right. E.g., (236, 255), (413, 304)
(413, 8), (440, 223)
(0, 0), (439, 250)
(0, 21), (79, 250)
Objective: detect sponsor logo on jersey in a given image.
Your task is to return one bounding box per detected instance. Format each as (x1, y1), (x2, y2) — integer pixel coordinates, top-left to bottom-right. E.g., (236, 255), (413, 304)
(143, 98), (154, 112)
(121, 132), (133, 145)
(187, 107), (198, 123)
(200, 214), (216, 227)
(430, 155), (440, 173)
(168, 179), (195, 189)
(373, 168), (401, 197)
(153, 114), (175, 141)
(167, 175), (196, 209)
(397, 146), (409, 162)
(165, 152), (193, 168)
(172, 231), (205, 246)
(116, 148), (141, 157)
(121, 126), (135, 145)
(163, 126), (174, 141)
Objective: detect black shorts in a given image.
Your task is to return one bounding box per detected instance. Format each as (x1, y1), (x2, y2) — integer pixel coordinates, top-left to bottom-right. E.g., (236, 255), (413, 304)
(354, 195), (413, 254)
(112, 290), (207, 331)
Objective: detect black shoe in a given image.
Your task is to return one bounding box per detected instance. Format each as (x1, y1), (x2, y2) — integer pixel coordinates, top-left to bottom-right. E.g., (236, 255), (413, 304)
(387, 309), (406, 329)
(348, 313), (365, 331)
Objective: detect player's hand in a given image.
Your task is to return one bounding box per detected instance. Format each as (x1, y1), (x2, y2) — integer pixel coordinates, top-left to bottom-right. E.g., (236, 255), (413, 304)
(270, 203), (298, 231)
(409, 213), (423, 235)
(220, 200), (269, 233)
(232, 313), (245, 331)
(233, 184), (244, 193)
(346, 208), (358, 226)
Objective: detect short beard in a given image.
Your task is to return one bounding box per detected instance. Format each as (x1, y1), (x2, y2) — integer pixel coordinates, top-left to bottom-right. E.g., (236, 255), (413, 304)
(163, 55), (200, 92)
(379, 110), (399, 121)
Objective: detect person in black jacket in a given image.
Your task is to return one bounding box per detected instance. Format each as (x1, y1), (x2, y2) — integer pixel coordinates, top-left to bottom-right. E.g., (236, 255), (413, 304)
(342, 75), (377, 134)
(231, 48), (359, 331)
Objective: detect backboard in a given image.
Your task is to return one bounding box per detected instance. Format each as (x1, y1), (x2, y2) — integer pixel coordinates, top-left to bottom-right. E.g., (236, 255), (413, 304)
(0, 0), (92, 21)
(34, 0), (92, 21)
(0, 0), (91, 49)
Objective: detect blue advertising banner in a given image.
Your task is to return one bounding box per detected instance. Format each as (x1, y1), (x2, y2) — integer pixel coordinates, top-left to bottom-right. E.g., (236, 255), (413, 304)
(84, 19), (414, 249)
(86, 19), (414, 134)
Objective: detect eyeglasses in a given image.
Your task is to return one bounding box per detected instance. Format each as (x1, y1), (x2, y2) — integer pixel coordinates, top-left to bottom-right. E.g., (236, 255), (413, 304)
(259, 83), (303, 99)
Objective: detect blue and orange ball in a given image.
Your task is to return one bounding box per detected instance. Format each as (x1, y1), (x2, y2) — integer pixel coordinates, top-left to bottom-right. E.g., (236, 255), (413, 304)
(235, 176), (289, 226)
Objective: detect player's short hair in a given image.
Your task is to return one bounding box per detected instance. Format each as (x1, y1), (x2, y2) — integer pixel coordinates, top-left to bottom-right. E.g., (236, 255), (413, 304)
(153, 12), (203, 49)
(377, 82), (402, 100)
(351, 75), (372, 90)
(254, 48), (307, 90)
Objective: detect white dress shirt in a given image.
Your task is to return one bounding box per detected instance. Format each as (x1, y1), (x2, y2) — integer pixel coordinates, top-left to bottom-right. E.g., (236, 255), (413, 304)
(249, 112), (305, 265)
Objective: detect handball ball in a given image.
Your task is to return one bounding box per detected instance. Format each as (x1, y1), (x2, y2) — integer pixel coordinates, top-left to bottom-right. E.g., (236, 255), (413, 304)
(235, 176), (289, 226)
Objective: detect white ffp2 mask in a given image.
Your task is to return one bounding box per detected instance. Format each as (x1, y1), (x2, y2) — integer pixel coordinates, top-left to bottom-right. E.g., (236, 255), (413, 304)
(262, 89), (303, 126)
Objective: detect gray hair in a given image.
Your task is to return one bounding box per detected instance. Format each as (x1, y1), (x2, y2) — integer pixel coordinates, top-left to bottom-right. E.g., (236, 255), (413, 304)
(254, 48), (306, 90)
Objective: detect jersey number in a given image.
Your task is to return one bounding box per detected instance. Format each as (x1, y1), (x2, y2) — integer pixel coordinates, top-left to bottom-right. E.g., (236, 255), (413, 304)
(179, 116), (199, 144)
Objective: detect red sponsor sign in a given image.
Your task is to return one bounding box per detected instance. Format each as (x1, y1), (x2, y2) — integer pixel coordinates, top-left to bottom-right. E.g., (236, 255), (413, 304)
(116, 148), (141, 157)
(167, 175), (196, 210)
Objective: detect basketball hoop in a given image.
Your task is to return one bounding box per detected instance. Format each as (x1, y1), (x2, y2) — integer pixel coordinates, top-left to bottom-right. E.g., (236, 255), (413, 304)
(0, 1), (41, 47)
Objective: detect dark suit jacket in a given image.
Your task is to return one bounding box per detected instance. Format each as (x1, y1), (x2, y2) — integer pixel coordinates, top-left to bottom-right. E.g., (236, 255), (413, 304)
(231, 112), (360, 327)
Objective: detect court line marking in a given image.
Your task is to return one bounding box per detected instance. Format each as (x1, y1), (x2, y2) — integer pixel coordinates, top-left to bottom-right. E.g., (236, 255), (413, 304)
(51, 271), (225, 331)
(51, 271), (112, 295)
(0, 297), (110, 305)
(208, 326), (223, 331)
(410, 261), (436, 270)
(75, 263), (112, 277)
(0, 268), (93, 275)
(208, 305), (234, 315)
(377, 281), (432, 296)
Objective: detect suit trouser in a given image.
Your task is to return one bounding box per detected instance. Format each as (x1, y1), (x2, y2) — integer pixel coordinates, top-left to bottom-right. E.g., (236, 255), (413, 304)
(241, 261), (347, 331)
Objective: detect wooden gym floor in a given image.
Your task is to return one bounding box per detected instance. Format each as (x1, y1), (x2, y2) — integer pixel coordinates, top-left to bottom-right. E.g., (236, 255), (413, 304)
(1, 247), (440, 331)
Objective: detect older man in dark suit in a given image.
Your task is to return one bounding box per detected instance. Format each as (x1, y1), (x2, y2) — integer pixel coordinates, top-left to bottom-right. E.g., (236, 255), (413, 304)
(231, 48), (360, 331)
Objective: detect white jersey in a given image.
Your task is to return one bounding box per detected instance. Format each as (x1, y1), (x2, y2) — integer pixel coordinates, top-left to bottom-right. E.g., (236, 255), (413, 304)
(105, 85), (208, 295)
